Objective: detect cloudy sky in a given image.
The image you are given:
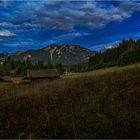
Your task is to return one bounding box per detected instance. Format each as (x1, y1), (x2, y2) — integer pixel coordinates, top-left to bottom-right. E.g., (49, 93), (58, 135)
(0, 0), (140, 52)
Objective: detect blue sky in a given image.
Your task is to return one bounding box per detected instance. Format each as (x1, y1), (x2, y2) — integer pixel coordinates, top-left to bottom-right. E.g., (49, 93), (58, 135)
(0, 0), (140, 52)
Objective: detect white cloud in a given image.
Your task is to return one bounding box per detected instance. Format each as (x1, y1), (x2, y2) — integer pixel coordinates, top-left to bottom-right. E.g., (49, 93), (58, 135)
(81, 1), (96, 9)
(34, 1), (140, 30)
(90, 41), (120, 51)
(5, 1), (140, 31)
(0, 30), (16, 37)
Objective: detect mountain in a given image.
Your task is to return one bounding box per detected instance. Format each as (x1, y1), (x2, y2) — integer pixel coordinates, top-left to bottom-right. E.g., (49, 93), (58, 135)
(10, 44), (95, 65)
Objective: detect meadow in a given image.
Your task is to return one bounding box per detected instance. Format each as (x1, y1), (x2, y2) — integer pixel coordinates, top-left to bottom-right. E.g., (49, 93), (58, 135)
(0, 64), (140, 138)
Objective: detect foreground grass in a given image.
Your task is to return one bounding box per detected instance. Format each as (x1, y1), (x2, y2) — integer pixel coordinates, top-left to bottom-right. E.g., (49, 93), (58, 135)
(0, 66), (140, 138)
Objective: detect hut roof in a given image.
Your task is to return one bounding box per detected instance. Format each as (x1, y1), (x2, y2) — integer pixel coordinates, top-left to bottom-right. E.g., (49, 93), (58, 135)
(27, 69), (59, 79)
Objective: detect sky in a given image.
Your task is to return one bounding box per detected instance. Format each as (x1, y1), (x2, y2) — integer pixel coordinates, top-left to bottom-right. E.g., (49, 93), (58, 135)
(0, 0), (140, 52)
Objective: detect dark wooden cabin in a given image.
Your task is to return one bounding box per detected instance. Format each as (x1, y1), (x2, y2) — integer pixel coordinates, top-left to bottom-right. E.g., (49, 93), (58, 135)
(23, 69), (59, 81)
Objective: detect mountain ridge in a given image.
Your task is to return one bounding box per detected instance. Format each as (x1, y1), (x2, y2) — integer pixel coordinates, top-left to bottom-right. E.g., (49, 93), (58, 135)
(10, 44), (95, 65)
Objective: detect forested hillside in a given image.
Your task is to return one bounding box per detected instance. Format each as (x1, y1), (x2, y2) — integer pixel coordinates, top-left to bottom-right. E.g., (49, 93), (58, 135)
(89, 37), (140, 70)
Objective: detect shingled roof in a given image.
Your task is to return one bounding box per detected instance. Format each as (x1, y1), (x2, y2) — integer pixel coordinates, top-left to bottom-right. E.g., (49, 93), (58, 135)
(26, 69), (59, 79)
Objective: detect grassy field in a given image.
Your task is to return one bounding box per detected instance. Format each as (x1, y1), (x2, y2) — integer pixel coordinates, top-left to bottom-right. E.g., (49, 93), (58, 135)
(63, 63), (140, 78)
(0, 64), (140, 138)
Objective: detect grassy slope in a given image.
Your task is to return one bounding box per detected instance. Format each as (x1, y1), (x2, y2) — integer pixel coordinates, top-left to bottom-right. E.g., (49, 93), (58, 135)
(0, 64), (140, 138)
(63, 63), (140, 78)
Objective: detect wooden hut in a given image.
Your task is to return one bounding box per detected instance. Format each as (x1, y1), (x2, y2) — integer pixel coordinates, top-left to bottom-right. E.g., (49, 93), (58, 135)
(23, 69), (59, 81)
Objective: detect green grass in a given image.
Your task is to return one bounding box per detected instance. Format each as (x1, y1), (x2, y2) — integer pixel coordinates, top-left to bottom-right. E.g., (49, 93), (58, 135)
(0, 64), (140, 138)
(62, 63), (140, 78)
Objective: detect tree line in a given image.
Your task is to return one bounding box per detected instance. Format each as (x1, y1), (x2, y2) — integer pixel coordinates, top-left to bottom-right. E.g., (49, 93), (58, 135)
(88, 37), (140, 70)
(0, 58), (64, 76)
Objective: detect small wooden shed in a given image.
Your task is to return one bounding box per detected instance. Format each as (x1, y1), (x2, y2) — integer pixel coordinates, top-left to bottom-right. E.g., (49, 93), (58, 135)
(23, 69), (59, 81)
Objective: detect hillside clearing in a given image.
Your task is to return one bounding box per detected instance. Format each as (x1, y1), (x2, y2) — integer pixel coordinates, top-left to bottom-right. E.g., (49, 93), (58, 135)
(63, 63), (140, 78)
(0, 64), (140, 138)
